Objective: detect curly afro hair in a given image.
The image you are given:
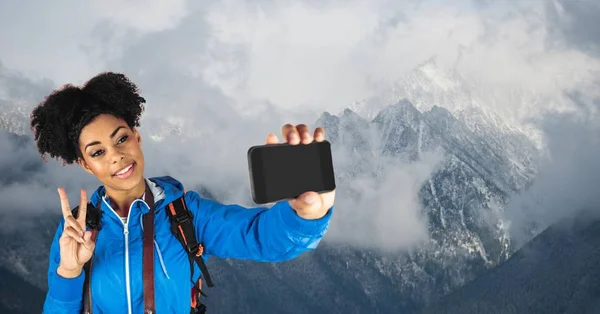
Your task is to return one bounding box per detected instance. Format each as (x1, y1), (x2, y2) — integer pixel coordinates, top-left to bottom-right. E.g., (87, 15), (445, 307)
(29, 72), (146, 165)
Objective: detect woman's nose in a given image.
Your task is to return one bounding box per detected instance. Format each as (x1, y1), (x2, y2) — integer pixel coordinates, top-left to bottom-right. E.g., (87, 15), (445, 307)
(111, 151), (126, 163)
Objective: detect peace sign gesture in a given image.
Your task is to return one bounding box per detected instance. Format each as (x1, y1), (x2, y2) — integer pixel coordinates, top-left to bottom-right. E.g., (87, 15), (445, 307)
(56, 188), (96, 278)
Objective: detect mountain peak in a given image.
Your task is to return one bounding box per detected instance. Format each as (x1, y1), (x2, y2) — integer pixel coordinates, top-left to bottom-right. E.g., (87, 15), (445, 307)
(341, 108), (362, 119)
(376, 99), (419, 117)
(429, 104), (453, 117)
(319, 111), (333, 119)
(348, 55), (470, 121)
(415, 55), (439, 71)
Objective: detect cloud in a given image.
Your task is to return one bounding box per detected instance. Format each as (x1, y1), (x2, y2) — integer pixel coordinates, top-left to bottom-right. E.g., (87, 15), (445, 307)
(0, 131), (101, 228)
(90, 0), (189, 33)
(545, 0), (600, 57)
(504, 83), (600, 245)
(0, 62), (53, 102)
(180, 0), (600, 132)
(0, 0), (190, 84)
(3, 0), (599, 119)
(325, 149), (443, 251)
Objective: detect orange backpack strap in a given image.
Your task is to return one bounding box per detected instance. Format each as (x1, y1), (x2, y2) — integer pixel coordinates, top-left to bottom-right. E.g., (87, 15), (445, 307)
(166, 190), (213, 313)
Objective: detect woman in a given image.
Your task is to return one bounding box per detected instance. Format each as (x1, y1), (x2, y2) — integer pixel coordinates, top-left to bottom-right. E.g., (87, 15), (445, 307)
(30, 72), (335, 313)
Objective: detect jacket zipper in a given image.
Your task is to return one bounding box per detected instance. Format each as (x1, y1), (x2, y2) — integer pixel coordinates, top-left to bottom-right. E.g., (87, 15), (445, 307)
(102, 196), (138, 314)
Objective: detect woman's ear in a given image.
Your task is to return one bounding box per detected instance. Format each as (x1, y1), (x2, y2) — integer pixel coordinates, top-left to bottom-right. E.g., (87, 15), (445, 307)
(78, 157), (94, 175)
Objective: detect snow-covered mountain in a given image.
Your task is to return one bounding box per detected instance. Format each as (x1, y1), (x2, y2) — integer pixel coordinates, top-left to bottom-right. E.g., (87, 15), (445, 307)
(0, 101), (30, 135)
(311, 99), (539, 309)
(350, 58), (478, 120)
(0, 62), (54, 136)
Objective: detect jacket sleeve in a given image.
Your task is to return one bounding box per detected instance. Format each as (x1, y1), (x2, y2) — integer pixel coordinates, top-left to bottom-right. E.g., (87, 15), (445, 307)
(185, 191), (333, 262)
(42, 219), (85, 314)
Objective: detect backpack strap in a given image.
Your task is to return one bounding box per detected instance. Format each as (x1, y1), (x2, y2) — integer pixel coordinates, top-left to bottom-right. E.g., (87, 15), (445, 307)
(166, 192), (214, 288)
(166, 191), (213, 313)
(142, 185), (156, 313)
(82, 257), (93, 314)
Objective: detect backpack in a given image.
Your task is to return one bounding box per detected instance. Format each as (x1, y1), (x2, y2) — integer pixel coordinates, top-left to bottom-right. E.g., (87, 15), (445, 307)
(72, 188), (214, 314)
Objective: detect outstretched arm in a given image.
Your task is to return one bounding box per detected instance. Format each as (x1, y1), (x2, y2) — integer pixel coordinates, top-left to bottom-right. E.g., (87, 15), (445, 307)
(190, 124), (336, 262)
(187, 192), (334, 262)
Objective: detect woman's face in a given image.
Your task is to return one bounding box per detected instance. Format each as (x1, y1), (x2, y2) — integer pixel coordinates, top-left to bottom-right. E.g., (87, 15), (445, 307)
(77, 113), (145, 193)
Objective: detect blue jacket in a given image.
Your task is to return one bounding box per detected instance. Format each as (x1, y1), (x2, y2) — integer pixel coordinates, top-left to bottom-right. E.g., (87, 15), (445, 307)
(42, 176), (333, 313)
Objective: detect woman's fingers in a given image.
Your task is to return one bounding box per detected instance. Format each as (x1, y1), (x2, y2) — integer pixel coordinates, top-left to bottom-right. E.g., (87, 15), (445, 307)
(64, 215), (84, 238)
(281, 124), (301, 145)
(81, 231), (96, 251)
(58, 188), (72, 221)
(314, 127), (325, 142)
(281, 124), (320, 145)
(63, 226), (84, 244)
(58, 188), (88, 235)
(77, 189), (88, 228)
(265, 133), (279, 144)
(295, 124), (312, 144)
(56, 188), (96, 268)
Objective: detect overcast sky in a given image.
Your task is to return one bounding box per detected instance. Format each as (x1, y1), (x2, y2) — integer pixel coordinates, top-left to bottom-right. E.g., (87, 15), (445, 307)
(1, 0), (599, 250)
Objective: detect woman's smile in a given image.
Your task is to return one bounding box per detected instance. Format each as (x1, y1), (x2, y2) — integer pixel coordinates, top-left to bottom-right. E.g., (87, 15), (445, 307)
(113, 162), (136, 179)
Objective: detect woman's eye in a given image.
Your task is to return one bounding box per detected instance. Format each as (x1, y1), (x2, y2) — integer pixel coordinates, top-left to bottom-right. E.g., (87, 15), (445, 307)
(118, 135), (129, 144)
(91, 150), (104, 158)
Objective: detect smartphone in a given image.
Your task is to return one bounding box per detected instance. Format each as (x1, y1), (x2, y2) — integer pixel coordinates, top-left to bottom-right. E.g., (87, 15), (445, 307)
(247, 140), (336, 204)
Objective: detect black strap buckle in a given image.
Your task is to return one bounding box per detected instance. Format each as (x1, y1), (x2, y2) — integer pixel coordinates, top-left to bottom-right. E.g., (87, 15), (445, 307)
(186, 242), (199, 254)
(173, 209), (193, 225)
(170, 210), (198, 254)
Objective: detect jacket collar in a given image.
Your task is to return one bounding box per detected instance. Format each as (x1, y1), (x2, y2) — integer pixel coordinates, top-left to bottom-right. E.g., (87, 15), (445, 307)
(89, 176), (185, 213)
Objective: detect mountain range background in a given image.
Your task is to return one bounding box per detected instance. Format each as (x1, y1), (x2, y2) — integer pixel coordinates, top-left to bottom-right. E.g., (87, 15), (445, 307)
(1, 1), (600, 313)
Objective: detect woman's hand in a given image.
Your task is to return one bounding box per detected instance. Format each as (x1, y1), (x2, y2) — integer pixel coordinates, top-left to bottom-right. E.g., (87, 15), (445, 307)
(265, 124), (336, 220)
(56, 188), (96, 278)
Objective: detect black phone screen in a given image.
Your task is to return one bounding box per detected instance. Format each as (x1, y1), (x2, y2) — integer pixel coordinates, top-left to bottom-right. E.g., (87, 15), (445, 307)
(248, 141), (335, 204)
